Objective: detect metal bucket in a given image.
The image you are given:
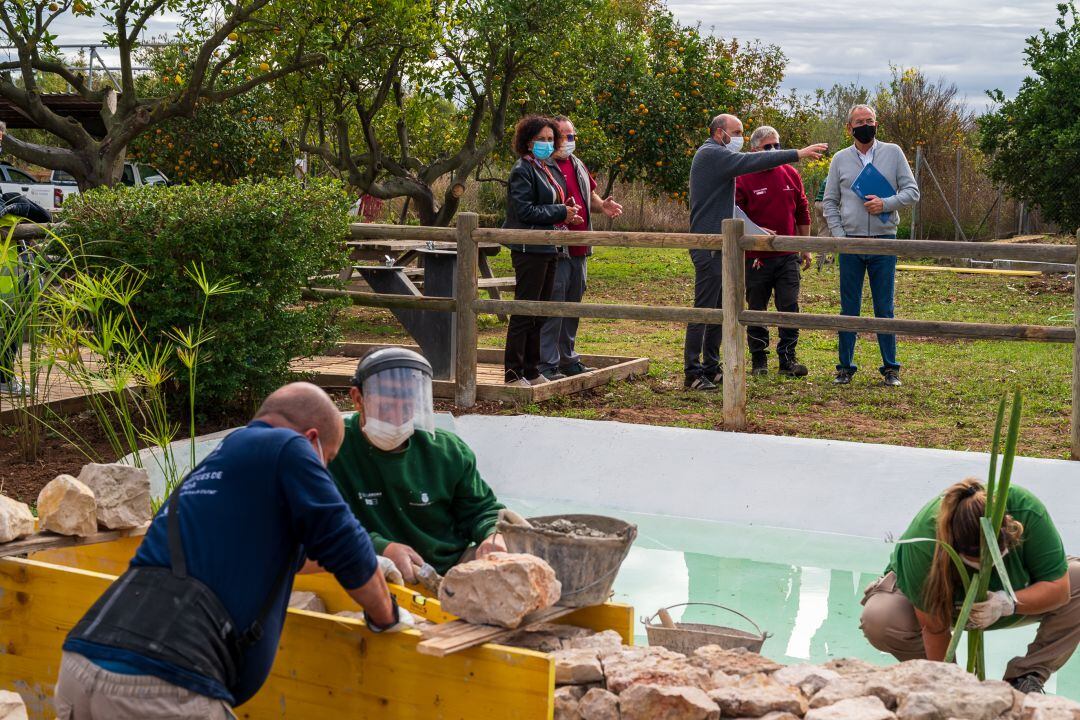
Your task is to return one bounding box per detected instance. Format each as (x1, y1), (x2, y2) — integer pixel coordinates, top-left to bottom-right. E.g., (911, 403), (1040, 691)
(643, 603), (770, 655)
(497, 514), (637, 608)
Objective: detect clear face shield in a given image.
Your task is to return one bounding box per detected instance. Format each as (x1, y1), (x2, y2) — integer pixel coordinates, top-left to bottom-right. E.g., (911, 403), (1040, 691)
(360, 366), (435, 451)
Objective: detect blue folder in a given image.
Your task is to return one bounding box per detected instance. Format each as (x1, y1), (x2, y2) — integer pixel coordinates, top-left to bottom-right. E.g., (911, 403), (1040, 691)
(850, 162), (896, 223)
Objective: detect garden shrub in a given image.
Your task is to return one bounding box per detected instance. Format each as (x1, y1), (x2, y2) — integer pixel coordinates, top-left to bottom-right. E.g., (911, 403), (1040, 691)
(63, 177), (350, 416)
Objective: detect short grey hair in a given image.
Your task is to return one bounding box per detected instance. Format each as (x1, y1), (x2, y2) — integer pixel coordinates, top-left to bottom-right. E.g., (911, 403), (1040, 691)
(749, 125), (780, 149)
(846, 104), (876, 125)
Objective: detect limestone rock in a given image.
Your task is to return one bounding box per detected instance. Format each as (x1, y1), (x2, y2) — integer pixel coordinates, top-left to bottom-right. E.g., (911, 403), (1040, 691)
(822, 657), (879, 677)
(619, 684), (720, 720)
(805, 695), (897, 720)
(438, 552), (561, 629)
(690, 646), (782, 677)
(555, 685), (586, 720)
(708, 673), (808, 717)
(288, 591), (327, 613)
(603, 645), (711, 694)
(1020, 693), (1080, 720)
(37, 474), (97, 536)
(501, 623), (602, 652)
(578, 688), (619, 720)
(773, 663), (842, 697)
(0, 690), (27, 720)
(77, 463), (151, 529)
(754, 713), (802, 720)
(711, 670), (737, 688)
(0, 495), (35, 543)
(554, 648), (604, 685)
(566, 629), (624, 650)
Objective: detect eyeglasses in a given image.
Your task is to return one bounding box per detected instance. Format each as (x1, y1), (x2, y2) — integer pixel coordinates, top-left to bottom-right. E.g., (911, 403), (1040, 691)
(564, 133), (576, 141)
(762, 143), (780, 150)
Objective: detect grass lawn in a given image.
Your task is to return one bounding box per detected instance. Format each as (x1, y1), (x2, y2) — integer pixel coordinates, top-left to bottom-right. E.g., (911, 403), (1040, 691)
(338, 245), (1076, 459)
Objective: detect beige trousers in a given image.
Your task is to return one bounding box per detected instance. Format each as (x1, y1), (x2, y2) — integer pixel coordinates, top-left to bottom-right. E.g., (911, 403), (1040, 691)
(54, 652), (236, 720)
(860, 559), (1080, 682)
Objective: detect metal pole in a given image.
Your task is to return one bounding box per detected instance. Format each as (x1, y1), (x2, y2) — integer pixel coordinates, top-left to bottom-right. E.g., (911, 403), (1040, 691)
(1072, 229), (1079, 461)
(88, 47), (94, 88)
(721, 219), (747, 429)
(954, 147), (961, 242)
(911, 145), (922, 241)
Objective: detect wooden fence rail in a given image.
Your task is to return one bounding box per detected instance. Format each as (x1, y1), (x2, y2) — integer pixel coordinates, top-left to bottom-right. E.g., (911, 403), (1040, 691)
(349, 214), (1080, 460)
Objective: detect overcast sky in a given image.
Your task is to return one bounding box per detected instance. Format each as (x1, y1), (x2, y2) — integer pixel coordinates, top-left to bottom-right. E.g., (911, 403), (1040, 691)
(30, 0), (1062, 111)
(670, 0), (1061, 109)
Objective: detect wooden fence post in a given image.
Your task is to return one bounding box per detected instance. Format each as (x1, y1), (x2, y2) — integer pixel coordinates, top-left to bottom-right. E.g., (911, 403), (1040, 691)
(454, 212), (479, 408)
(1072, 230), (1079, 461)
(721, 219), (747, 429)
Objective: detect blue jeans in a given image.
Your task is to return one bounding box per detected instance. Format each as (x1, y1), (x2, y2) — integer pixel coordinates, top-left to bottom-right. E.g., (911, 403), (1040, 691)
(837, 240), (900, 374)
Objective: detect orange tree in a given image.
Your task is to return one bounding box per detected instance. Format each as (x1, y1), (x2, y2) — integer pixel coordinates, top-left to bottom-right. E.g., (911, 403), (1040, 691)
(518, 4), (785, 200)
(129, 48), (293, 183)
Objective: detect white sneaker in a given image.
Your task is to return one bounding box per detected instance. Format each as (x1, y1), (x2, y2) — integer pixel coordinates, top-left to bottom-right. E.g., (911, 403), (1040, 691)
(528, 374), (550, 385)
(505, 378), (531, 388)
(0, 378), (26, 396)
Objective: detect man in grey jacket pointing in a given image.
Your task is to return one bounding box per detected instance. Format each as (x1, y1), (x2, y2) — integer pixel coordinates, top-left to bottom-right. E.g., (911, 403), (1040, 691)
(684, 113), (826, 390)
(823, 104), (920, 387)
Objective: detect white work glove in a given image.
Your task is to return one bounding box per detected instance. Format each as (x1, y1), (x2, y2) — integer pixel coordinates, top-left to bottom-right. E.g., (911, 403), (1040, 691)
(377, 555), (404, 586)
(967, 590), (1015, 629)
(498, 508), (532, 528)
(368, 605), (415, 634)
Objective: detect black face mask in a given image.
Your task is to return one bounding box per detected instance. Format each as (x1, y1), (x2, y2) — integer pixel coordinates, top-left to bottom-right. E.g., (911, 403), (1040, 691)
(852, 124), (876, 144)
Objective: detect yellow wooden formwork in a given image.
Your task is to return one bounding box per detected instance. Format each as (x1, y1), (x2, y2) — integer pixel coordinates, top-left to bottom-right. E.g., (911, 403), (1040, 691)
(2, 540), (634, 720)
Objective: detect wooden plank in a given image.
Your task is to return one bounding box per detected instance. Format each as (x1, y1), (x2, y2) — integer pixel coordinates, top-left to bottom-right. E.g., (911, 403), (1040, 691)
(0, 524), (147, 559)
(896, 264), (1040, 277)
(469, 227), (1079, 264)
(528, 358), (650, 402)
(0, 557), (557, 720)
(474, 298), (725, 325)
(1073, 230), (1079, 462)
(739, 310), (1075, 343)
(417, 606), (577, 657)
(721, 219), (747, 429)
(455, 213), (479, 407)
(349, 224), (457, 242)
(301, 287), (457, 312)
(30, 534), (142, 576)
(323, 343), (638, 369)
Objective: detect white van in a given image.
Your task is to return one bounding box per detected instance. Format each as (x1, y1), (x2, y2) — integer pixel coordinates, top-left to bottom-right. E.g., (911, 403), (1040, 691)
(50, 162), (171, 209)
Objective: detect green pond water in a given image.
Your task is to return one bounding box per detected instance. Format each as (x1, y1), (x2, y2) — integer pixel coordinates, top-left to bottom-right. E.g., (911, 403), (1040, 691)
(507, 498), (1080, 699)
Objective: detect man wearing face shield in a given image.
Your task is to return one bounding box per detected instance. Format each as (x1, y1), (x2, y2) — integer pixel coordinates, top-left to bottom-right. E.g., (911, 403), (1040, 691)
(328, 348), (509, 584)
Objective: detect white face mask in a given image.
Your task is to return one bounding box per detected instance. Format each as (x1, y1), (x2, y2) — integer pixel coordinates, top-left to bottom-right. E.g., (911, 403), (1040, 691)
(363, 416), (414, 451)
(311, 436), (327, 467)
(726, 135), (744, 152)
(560, 140), (576, 157)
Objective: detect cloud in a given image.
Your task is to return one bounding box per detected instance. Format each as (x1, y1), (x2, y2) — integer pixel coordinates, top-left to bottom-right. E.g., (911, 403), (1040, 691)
(668, 0), (1062, 108)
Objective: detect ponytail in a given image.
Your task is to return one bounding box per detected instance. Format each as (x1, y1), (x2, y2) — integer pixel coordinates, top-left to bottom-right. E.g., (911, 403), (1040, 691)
(923, 478), (1024, 631)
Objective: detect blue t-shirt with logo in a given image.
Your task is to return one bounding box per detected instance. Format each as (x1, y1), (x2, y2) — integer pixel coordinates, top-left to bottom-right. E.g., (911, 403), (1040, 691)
(65, 420), (378, 706)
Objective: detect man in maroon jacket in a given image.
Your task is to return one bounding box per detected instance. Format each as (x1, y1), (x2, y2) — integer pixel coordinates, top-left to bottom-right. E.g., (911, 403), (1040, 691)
(735, 126), (813, 378)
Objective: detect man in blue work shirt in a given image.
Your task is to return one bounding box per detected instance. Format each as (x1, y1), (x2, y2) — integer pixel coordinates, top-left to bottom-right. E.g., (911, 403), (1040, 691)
(55, 382), (409, 719)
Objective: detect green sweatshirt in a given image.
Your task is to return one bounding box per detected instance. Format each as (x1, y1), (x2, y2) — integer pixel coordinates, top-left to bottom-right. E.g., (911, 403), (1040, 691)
(328, 413), (504, 574)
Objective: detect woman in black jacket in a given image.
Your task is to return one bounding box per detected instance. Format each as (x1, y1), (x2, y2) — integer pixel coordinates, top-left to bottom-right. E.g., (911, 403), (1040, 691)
(502, 115), (583, 386)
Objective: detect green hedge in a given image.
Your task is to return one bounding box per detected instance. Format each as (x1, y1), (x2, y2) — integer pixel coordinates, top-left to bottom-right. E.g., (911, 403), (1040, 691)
(63, 178), (350, 415)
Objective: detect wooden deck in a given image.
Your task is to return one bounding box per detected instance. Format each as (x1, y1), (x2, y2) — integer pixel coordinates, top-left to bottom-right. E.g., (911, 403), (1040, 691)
(292, 342), (649, 403)
(0, 345), (137, 424)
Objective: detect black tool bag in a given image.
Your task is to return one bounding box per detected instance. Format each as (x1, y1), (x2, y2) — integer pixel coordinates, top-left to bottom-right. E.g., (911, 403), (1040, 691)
(68, 482), (295, 694)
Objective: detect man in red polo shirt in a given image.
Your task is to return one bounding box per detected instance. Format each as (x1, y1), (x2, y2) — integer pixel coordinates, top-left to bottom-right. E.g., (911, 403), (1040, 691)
(735, 125), (813, 378)
(538, 115), (624, 380)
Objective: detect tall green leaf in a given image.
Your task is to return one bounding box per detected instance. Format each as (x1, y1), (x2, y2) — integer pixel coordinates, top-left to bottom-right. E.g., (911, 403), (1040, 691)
(980, 517), (1017, 602)
(946, 575), (981, 663)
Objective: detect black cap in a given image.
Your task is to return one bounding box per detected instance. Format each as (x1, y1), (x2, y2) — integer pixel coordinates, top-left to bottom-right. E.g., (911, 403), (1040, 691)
(353, 347), (433, 385)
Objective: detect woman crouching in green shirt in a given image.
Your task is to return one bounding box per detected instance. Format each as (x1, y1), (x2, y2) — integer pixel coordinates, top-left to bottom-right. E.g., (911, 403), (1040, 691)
(860, 478), (1080, 694)
(327, 348), (509, 585)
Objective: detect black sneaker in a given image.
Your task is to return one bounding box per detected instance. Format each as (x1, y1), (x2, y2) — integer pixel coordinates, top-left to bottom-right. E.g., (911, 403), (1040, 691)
(834, 368), (854, 385)
(751, 353), (768, 376)
(541, 368), (567, 381)
(779, 356), (808, 377)
(710, 369), (724, 385)
(882, 368), (902, 387)
(1009, 674), (1045, 694)
(560, 361), (595, 377)
(685, 375), (718, 391)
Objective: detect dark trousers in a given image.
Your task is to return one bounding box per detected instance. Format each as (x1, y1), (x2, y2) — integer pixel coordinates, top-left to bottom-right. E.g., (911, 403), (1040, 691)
(683, 249), (723, 380)
(745, 254), (801, 359)
(838, 245), (900, 374)
(539, 255), (587, 372)
(504, 251), (557, 381)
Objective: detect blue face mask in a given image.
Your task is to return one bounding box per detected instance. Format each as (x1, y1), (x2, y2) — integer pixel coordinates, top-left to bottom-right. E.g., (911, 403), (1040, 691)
(532, 141), (555, 160)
